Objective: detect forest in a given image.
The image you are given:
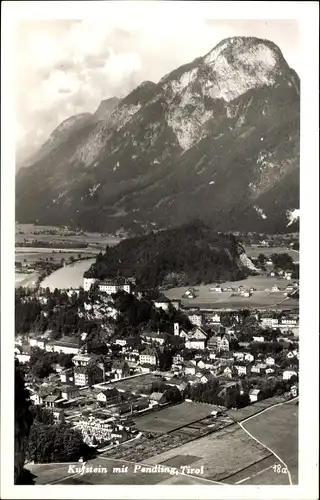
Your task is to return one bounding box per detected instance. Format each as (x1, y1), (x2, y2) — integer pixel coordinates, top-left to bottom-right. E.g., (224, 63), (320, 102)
(84, 220), (248, 288)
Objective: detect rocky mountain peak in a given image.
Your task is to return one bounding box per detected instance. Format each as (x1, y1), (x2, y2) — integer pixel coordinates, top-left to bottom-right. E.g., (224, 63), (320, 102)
(16, 37), (300, 234)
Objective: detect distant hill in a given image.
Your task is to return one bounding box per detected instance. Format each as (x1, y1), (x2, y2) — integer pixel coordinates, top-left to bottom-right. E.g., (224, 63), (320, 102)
(84, 221), (248, 288)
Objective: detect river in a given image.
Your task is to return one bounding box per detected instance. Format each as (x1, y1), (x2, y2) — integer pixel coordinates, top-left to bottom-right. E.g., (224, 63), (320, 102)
(39, 258), (96, 291)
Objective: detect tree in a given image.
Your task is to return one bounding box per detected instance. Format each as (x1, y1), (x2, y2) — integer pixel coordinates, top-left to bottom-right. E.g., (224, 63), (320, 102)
(15, 361), (34, 484)
(165, 386), (182, 403)
(26, 422), (85, 464)
(235, 392), (250, 408)
(257, 253), (266, 265)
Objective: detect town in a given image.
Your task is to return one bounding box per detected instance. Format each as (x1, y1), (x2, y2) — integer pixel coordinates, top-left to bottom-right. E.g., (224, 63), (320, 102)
(15, 266), (299, 473)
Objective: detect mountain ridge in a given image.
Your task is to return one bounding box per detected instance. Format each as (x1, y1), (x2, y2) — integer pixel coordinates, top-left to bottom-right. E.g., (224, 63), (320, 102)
(16, 36), (300, 234)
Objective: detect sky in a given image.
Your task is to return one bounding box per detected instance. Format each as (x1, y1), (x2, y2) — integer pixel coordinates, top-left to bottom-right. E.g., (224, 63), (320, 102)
(14, 5), (300, 162)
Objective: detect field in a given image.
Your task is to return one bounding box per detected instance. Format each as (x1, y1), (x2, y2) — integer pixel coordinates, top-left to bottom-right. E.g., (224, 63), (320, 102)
(15, 271), (41, 289)
(226, 395), (290, 422)
(145, 423), (272, 482)
(133, 401), (221, 434)
(244, 246), (299, 263)
(96, 373), (161, 395)
(164, 275), (299, 310)
(240, 399), (298, 484)
(24, 399), (297, 486)
(16, 223), (121, 249)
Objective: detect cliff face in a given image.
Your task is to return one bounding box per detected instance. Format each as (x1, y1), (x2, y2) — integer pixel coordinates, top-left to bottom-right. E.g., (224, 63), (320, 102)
(16, 36), (299, 234)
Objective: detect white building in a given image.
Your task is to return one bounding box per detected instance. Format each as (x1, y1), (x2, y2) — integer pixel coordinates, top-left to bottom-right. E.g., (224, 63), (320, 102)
(97, 279), (131, 295)
(265, 356), (275, 366)
(283, 370), (298, 381)
(83, 278), (97, 291)
(253, 336), (265, 343)
(261, 317), (279, 328)
(249, 389), (261, 403)
(139, 350), (157, 365)
(188, 314), (203, 327)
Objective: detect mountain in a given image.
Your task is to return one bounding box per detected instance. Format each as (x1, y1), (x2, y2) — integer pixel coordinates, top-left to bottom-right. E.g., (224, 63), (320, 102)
(84, 220), (248, 288)
(16, 37), (300, 233)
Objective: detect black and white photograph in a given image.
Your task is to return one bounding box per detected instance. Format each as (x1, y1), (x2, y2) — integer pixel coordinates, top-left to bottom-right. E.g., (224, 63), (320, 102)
(1, 1), (319, 499)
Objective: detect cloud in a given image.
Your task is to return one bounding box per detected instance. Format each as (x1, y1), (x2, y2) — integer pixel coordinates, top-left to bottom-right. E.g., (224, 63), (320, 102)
(15, 14), (300, 162)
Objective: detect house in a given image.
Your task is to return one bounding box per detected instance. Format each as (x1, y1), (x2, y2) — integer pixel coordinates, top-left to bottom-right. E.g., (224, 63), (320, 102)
(210, 313), (221, 324)
(223, 367), (233, 378)
(29, 391), (43, 406)
(284, 271), (292, 280)
(210, 406), (224, 417)
(72, 354), (95, 367)
(139, 348), (157, 366)
(283, 370), (298, 381)
(291, 385), (299, 397)
(74, 364), (104, 387)
(49, 336), (80, 355)
(251, 363), (267, 374)
(233, 352), (245, 361)
(239, 341), (250, 348)
(61, 385), (79, 401)
(183, 361), (196, 375)
(200, 374), (215, 384)
(60, 368), (74, 384)
(115, 339), (127, 347)
(265, 356), (275, 366)
(241, 290), (251, 298)
(185, 327), (207, 350)
(15, 344), (31, 364)
(166, 379), (188, 392)
(220, 335), (230, 352)
(271, 285), (280, 293)
(51, 407), (65, 423)
(244, 353), (255, 363)
(286, 351), (296, 359)
(43, 395), (62, 408)
(261, 317), (279, 328)
(149, 392), (167, 405)
(188, 314), (203, 327)
(83, 277), (97, 291)
(153, 295), (171, 311)
(234, 364), (251, 376)
(249, 389), (262, 403)
(172, 353), (184, 365)
(97, 387), (120, 406)
(174, 324), (189, 339)
(252, 336), (265, 343)
(210, 285), (222, 293)
(183, 288), (196, 299)
(141, 331), (167, 346)
(265, 368), (275, 374)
